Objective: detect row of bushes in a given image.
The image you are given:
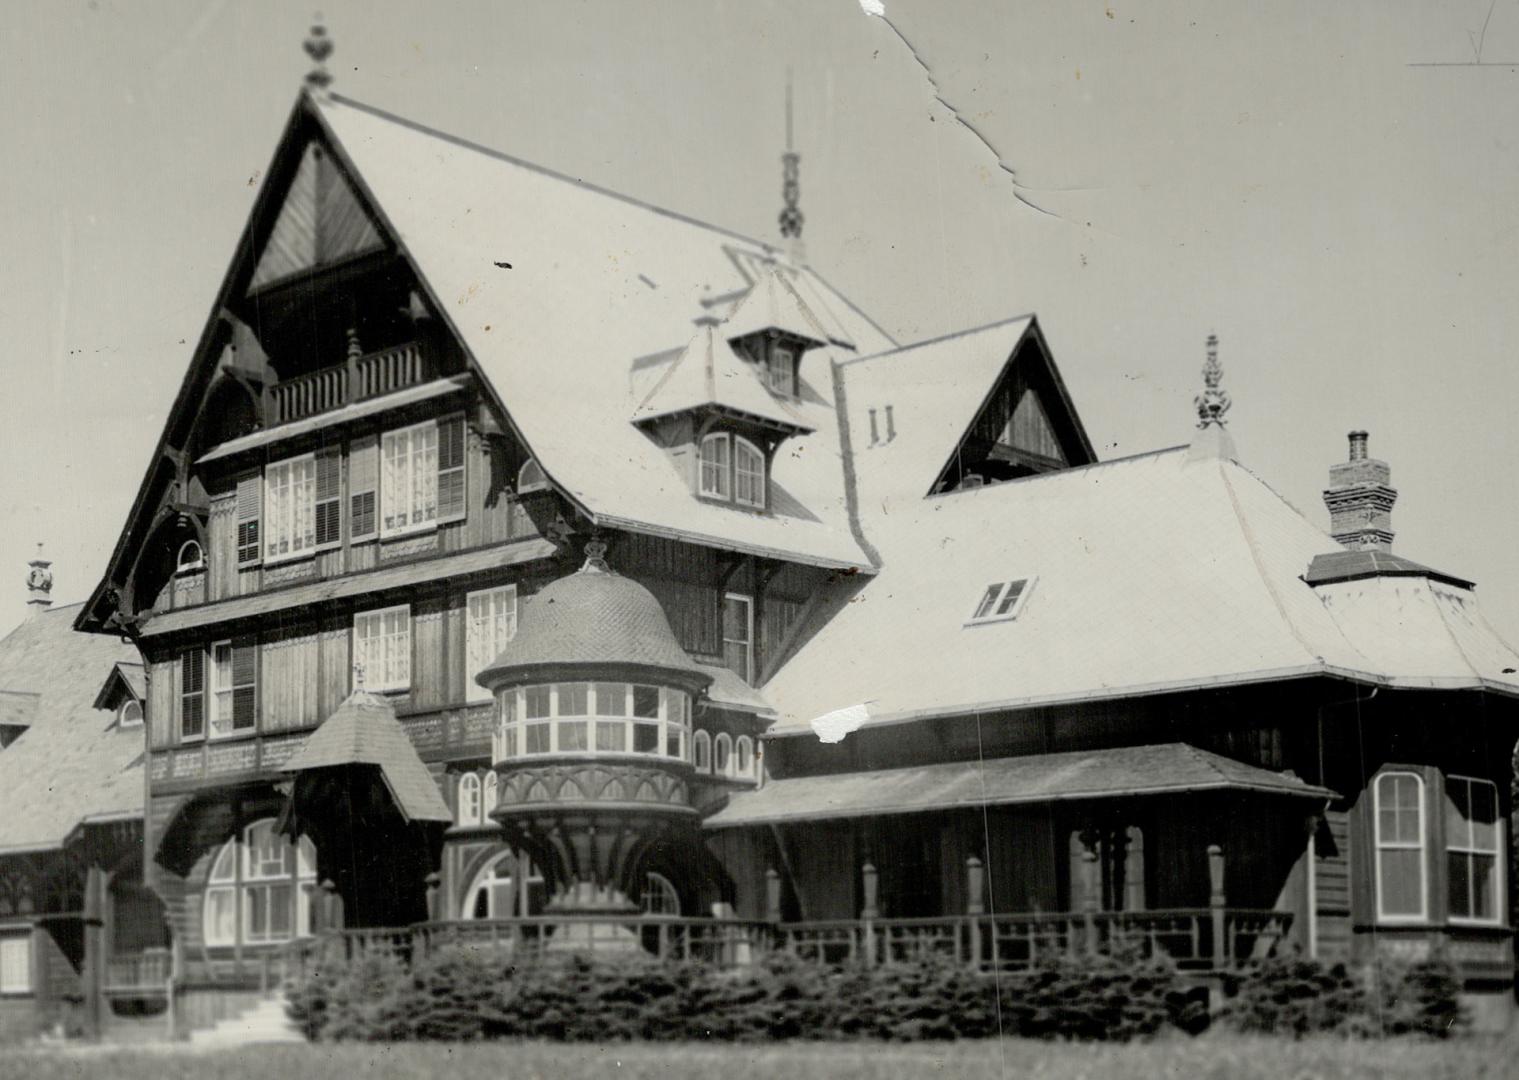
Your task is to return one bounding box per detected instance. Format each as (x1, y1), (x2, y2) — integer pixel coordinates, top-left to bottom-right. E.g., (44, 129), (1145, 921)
(285, 947), (1467, 1044)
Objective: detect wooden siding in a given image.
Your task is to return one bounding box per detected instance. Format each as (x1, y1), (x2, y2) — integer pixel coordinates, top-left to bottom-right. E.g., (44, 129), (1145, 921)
(147, 659), (176, 751)
(1316, 809), (1352, 961)
(261, 628), (320, 733)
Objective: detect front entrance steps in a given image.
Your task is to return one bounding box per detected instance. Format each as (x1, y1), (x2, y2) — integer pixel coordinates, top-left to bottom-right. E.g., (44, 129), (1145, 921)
(187, 994), (305, 1047)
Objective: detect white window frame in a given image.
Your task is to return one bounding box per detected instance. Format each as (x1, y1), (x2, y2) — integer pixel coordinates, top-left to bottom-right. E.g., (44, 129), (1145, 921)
(517, 458), (549, 494)
(380, 420), (440, 539)
(203, 820), (317, 948)
(692, 729), (712, 774)
(118, 699), (143, 729)
(734, 437), (766, 509)
(641, 872), (681, 915)
(492, 681), (690, 763)
(466, 585), (519, 703)
(1373, 770), (1428, 924)
(965, 577), (1038, 626)
(1446, 774), (1504, 927)
(483, 771), (499, 817)
(353, 604), (412, 693)
(176, 539), (205, 574)
(723, 593), (754, 684)
(714, 732), (733, 777)
(263, 452), (318, 565)
(699, 433), (732, 500)
(457, 773), (482, 827)
(208, 640), (256, 741)
(0, 929), (30, 995)
(766, 344), (797, 398)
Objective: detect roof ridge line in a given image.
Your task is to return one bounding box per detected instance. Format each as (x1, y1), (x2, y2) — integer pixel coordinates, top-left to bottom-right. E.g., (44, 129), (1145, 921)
(838, 312), (1038, 367)
(325, 93), (778, 253)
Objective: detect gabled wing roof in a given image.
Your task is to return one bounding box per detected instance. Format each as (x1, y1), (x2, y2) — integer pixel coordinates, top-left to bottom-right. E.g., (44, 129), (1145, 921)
(313, 93), (894, 571)
(763, 441), (1519, 737)
(0, 605), (143, 852)
(632, 323), (812, 433)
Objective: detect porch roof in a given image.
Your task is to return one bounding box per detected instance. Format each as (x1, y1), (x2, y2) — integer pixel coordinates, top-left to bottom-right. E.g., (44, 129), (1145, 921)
(281, 688), (452, 823)
(704, 742), (1335, 829)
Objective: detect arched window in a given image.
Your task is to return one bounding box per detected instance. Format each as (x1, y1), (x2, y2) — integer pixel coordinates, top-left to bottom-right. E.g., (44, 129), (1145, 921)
(734, 735), (754, 778)
(699, 433), (731, 500)
(692, 730), (711, 774)
(203, 820), (317, 947)
(517, 458), (548, 494)
(457, 773), (482, 827)
(118, 700), (143, 728)
(713, 733), (732, 777)
(1374, 771), (1426, 922)
(483, 772), (499, 816)
(176, 540), (204, 573)
(463, 851), (546, 920)
(734, 438), (765, 508)
(641, 872), (681, 915)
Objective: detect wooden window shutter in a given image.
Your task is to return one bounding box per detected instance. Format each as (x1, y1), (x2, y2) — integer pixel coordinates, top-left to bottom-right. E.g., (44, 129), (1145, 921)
(235, 475), (261, 566)
(314, 447), (342, 547)
(349, 435), (378, 542)
(437, 415), (466, 522)
(180, 648), (205, 739)
(232, 642), (257, 731)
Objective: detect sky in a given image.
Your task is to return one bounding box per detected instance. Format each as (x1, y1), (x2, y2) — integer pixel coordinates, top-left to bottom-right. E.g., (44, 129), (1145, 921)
(2, 0), (1517, 641)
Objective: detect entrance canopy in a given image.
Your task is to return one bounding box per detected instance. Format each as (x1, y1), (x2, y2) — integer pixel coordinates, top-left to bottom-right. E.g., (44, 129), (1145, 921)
(705, 742), (1334, 829)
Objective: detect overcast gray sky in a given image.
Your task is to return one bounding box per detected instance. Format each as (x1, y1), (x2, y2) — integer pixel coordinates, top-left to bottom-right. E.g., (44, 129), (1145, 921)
(3, 0), (1517, 642)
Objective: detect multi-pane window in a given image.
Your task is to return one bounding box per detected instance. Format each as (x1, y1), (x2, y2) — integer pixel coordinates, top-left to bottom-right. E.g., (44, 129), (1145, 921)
(0, 932), (29, 994)
(641, 872), (681, 915)
(382, 421), (438, 535)
(699, 433), (731, 500)
(1446, 776), (1501, 924)
(1374, 771), (1426, 922)
(457, 773), (482, 827)
(466, 586), (518, 702)
(493, 682), (690, 763)
(353, 605), (411, 692)
(692, 729), (712, 774)
(203, 820), (317, 947)
(264, 454), (317, 562)
(181, 648), (205, 741)
(210, 641), (256, 739)
(734, 438), (765, 509)
(765, 345), (796, 398)
(723, 593), (754, 683)
(967, 578), (1036, 624)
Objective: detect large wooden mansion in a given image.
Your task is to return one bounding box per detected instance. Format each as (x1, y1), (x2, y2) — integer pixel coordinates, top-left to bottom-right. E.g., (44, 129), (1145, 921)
(1, 72), (1516, 1039)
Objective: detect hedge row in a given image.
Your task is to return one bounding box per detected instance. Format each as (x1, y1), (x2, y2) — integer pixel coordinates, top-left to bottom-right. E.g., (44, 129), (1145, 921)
(285, 947), (1467, 1044)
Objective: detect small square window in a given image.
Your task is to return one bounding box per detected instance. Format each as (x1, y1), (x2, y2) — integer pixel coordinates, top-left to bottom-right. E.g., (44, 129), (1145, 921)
(633, 722), (660, 753)
(966, 578), (1036, 625)
(525, 686), (551, 719)
(524, 723), (551, 754)
(633, 685), (660, 719)
(596, 721), (627, 752)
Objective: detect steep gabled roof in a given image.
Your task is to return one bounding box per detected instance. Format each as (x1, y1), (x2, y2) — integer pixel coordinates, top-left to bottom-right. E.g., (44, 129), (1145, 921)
(763, 444), (1519, 737)
(0, 605), (144, 853)
(632, 322), (813, 433)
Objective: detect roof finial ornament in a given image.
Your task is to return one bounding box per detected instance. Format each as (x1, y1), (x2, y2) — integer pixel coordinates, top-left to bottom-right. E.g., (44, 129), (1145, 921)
(303, 18), (334, 90)
(1194, 333), (1230, 429)
(26, 542), (53, 612)
(778, 70), (805, 264)
(581, 539), (611, 574)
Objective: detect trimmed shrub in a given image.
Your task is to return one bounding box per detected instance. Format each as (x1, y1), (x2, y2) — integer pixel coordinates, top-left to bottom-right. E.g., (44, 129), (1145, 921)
(1222, 954), (1367, 1036)
(1366, 958), (1469, 1039)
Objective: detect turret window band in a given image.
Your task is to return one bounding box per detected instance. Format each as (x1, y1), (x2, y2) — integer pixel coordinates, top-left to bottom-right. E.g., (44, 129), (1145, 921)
(493, 682), (691, 763)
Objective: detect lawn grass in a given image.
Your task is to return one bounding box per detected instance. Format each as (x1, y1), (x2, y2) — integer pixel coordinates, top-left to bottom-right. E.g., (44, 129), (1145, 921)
(2, 1035), (1515, 1080)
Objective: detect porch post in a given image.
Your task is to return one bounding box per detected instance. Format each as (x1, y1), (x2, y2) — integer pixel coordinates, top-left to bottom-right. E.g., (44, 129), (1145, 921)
(765, 868), (782, 924)
(80, 865), (107, 1040)
(965, 856), (985, 970)
(425, 872), (442, 922)
(861, 862), (878, 968)
(1081, 850), (1100, 955)
(1207, 844), (1226, 969)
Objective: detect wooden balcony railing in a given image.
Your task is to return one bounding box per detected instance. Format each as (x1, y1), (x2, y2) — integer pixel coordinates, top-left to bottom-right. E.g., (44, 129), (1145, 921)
(104, 947), (171, 997)
(266, 342), (431, 425)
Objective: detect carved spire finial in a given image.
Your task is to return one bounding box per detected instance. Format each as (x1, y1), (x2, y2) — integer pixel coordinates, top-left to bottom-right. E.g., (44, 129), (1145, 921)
(778, 70), (804, 261)
(26, 543), (53, 611)
(303, 19), (334, 90)
(1194, 333), (1230, 429)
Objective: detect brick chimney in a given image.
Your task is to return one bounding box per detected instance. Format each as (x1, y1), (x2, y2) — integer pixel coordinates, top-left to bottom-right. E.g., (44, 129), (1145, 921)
(1323, 431), (1397, 549)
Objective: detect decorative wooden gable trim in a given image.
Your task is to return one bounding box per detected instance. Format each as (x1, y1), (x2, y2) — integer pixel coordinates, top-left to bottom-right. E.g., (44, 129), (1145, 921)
(249, 140), (385, 292)
(929, 322), (1097, 494)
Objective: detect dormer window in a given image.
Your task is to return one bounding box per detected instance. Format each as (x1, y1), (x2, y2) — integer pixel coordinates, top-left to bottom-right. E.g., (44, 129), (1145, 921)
(765, 344), (797, 397)
(176, 540), (205, 574)
(699, 432), (766, 510)
(118, 700), (143, 728)
(517, 457), (548, 494)
(966, 577), (1036, 625)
